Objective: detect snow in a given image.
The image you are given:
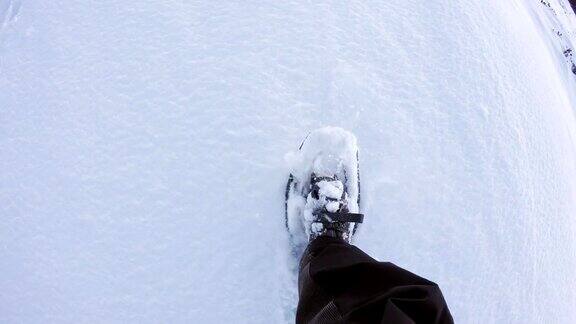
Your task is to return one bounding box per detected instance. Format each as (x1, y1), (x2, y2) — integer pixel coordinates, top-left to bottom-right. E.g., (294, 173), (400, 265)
(317, 181), (343, 201)
(1, 0), (576, 323)
(323, 201), (339, 213)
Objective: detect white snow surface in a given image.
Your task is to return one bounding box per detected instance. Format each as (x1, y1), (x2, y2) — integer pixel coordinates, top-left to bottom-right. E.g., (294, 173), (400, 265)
(2, 0), (576, 323)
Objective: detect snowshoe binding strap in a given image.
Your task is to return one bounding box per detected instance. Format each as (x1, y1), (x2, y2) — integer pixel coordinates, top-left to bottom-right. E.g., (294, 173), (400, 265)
(313, 212), (364, 224)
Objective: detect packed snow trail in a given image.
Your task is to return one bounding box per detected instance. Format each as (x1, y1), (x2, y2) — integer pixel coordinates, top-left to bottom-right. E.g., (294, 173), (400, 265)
(1, 1), (576, 323)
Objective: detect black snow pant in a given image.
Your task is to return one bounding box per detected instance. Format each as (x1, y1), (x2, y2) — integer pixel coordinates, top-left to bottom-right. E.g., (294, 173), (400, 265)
(296, 236), (453, 324)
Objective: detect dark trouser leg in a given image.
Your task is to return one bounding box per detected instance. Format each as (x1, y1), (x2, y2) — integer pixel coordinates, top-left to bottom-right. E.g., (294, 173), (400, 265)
(296, 236), (453, 324)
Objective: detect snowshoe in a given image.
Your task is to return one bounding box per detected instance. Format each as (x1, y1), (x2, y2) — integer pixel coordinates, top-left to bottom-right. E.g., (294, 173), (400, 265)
(285, 127), (363, 249)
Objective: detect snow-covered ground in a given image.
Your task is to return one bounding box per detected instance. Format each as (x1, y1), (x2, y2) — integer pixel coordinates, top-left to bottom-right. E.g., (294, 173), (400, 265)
(2, 0), (576, 323)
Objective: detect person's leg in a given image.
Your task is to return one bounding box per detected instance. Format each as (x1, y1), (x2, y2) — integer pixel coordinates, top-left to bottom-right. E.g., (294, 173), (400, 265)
(296, 236), (453, 324)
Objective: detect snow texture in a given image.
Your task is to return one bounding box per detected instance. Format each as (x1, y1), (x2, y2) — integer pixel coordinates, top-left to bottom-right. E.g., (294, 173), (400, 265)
(1, 0), (576, 323)
(316, 181), (344, 201)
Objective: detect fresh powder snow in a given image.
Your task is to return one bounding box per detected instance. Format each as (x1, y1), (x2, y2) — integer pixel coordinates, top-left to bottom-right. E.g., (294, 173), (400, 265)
(1, 0), (576, 323)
